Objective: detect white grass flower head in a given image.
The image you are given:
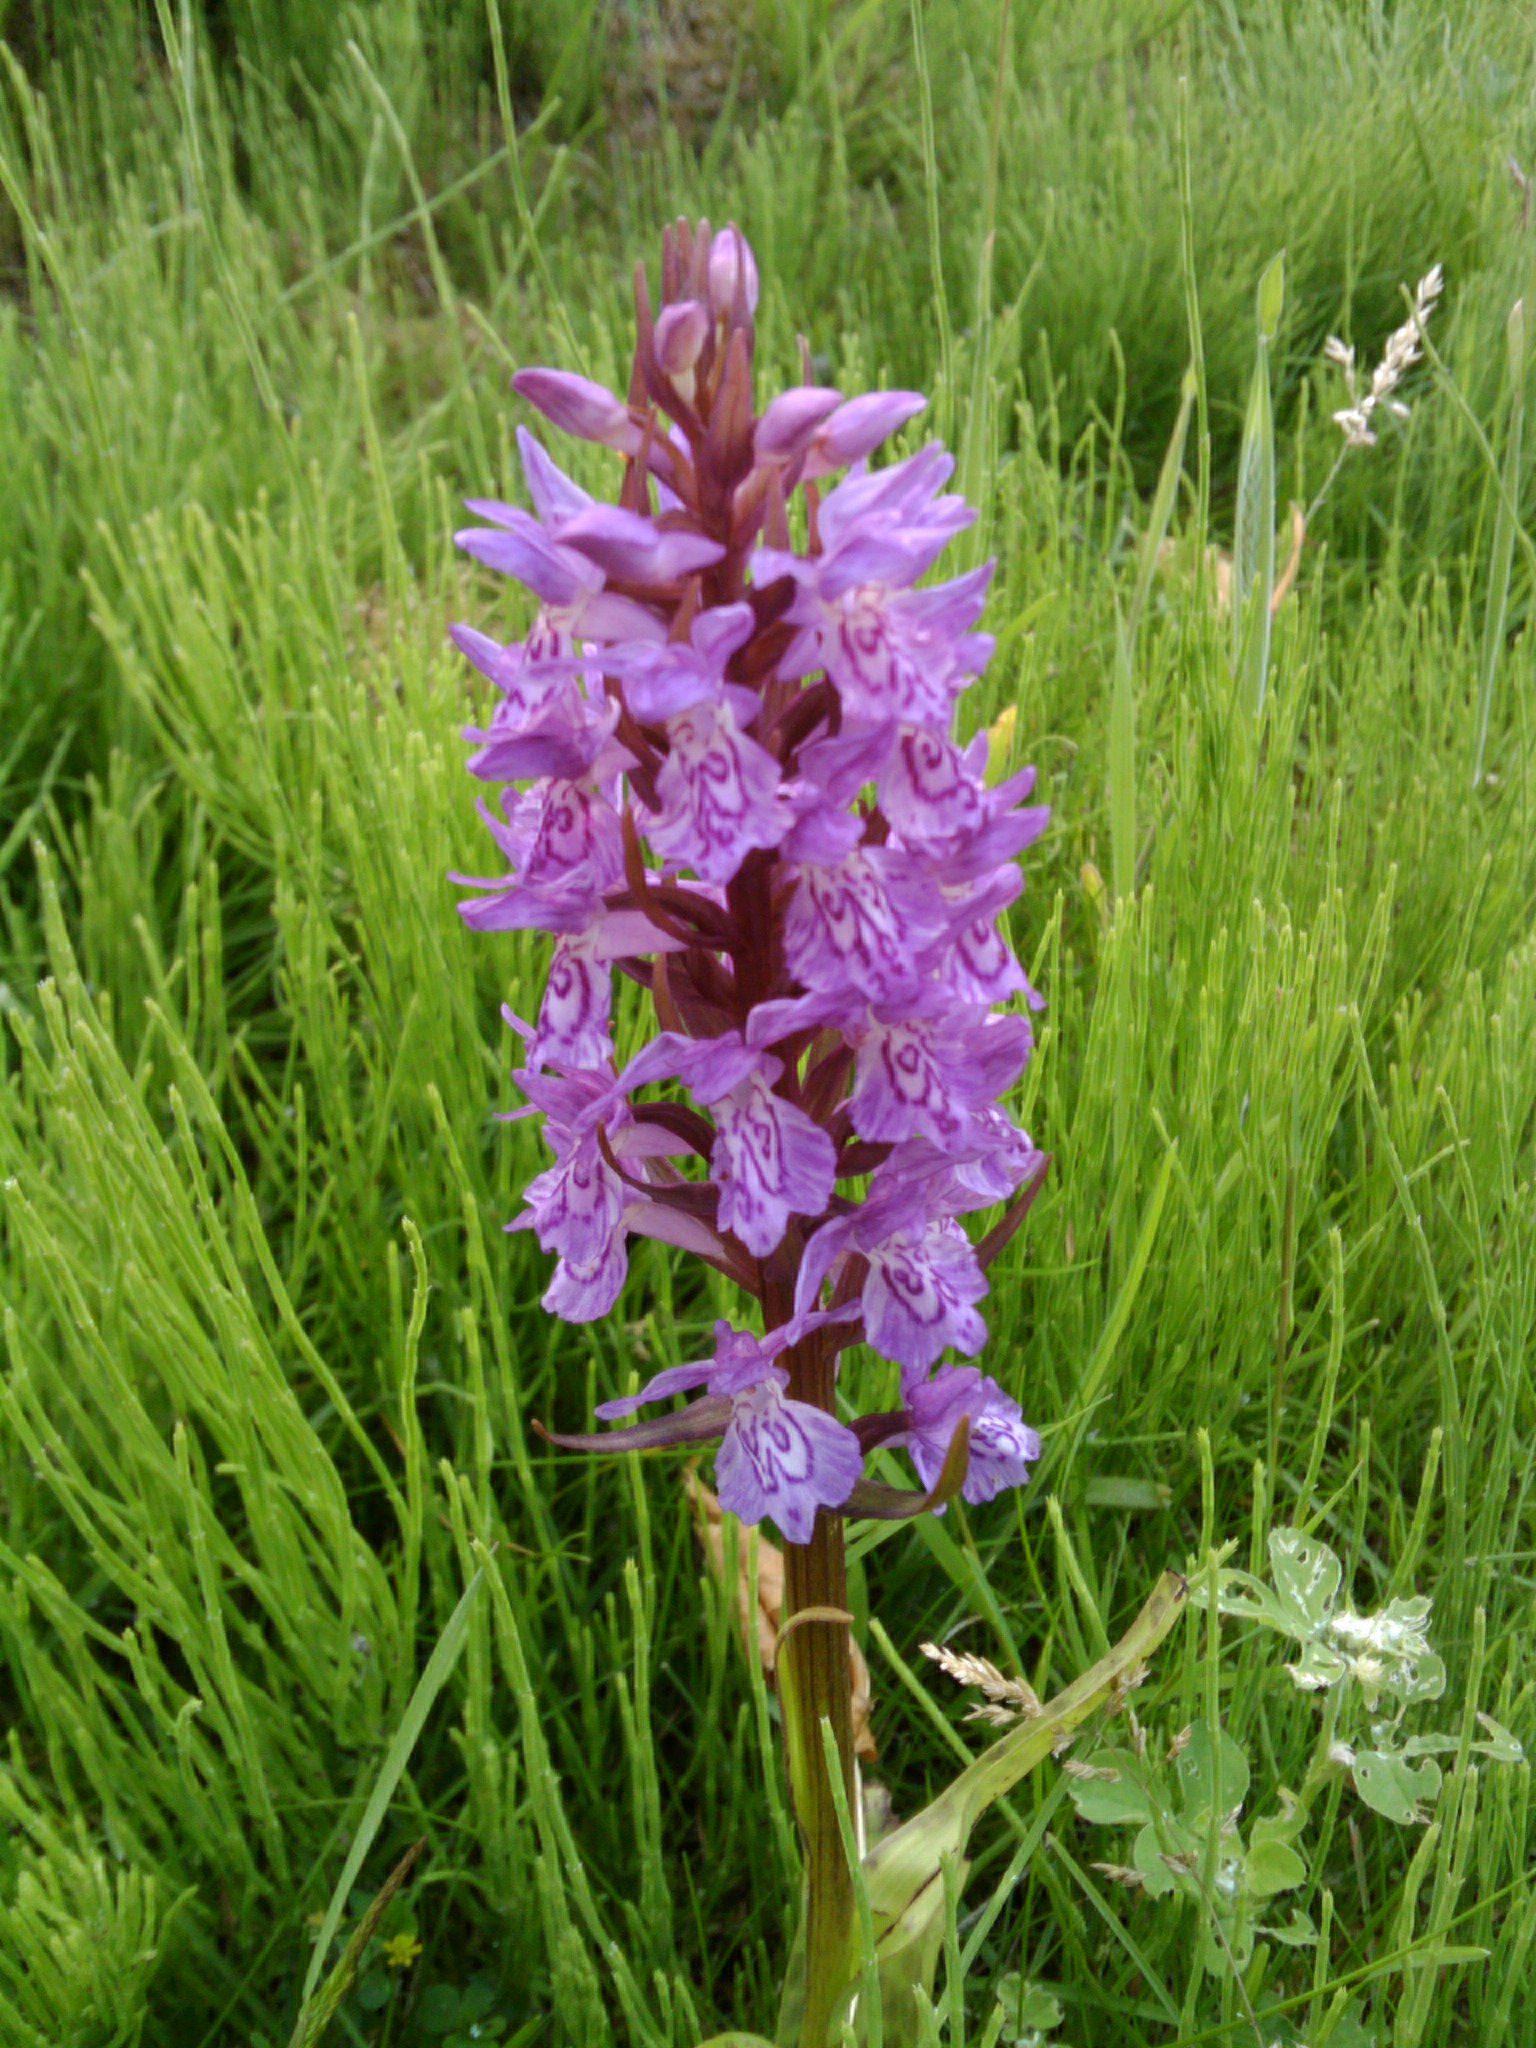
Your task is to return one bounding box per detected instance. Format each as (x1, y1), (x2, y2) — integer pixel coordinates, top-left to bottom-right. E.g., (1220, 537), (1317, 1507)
(919, 1637), (1042, 1723)
(1329, 264), (1444, 448)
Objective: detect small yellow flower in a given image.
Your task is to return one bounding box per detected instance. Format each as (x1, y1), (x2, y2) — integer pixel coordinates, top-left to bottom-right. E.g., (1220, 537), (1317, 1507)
(382, 1931), (423, 1970)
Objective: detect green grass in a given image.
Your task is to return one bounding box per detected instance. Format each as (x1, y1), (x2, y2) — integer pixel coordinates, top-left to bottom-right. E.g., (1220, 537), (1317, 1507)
(1, 1), (1534, 2043)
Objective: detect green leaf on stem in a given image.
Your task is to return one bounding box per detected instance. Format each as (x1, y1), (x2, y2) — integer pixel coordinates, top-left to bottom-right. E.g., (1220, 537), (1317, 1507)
(860, 1571), (1187, 2016)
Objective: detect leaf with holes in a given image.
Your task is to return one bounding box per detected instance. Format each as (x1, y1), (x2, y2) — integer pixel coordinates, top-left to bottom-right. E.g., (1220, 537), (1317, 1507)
(1351, 1750), (1441, 1824)
(1268, 1528), (1343, 1633)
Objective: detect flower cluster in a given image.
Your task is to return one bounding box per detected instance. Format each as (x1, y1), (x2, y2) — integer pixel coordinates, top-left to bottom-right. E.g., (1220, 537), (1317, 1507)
(453, 220), (1047, 1544)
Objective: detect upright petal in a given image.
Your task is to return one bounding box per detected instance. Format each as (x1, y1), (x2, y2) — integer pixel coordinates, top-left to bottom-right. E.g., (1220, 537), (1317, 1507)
(517, 425), (595, 528)
(513, 368), (644, 454)
(708, 224), (759, 317)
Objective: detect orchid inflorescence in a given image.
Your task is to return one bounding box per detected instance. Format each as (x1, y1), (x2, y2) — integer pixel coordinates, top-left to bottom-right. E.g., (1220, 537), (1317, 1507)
(452, 219), (1048, 1546)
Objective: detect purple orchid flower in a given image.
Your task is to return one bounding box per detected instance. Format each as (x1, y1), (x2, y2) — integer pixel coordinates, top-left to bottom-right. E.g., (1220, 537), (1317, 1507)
(604, 602), (756, 725)
(594, 1317), (861, 1542)
(793, 1168), (994, 1373)
(621, 1031), (836, 1256)
(454, 218), (1051, 1541)
(645, 698), (791, 882)
(898, 1366), (1041, 1506)
(509, 1064), (721, 1321)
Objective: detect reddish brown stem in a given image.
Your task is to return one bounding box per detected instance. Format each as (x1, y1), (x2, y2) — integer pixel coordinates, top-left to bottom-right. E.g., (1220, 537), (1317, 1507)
(765, 1272), (856, 2046)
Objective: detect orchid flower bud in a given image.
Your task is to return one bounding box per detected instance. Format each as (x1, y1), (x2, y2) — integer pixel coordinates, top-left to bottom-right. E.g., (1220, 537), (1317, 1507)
(708, 224), (759, 319)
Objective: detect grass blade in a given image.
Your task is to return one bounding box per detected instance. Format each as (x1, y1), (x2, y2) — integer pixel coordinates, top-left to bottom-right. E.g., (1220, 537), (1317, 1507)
(1233, 249), (1285, 719)
(1473, 296), (1526, 787)
(289, 1568), (485, 2042)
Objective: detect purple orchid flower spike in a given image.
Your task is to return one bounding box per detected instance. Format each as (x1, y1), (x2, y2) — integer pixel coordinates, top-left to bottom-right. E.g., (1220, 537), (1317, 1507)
(453, 216), (1051, 1550)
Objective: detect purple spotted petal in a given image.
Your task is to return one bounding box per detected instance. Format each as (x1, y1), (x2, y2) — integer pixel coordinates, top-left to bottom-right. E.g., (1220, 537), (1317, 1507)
(524, 779), (624, 891)
(784, 847), (942, 1002)
(939, 909), (1030, 1006)
(543, 1234), (628, 1321)
(521, 1130), (624, 1269)
(820, 575), (992, 726)
(848, 1011), (970, 1147)
(647, 701), (790, 882)
(714, 1380), (863, 1543)
(525, 925), (614, 1070)
(877, 726), (990, 852)
(711, 1072), (838, 1255)
(900, 1366), (1040, 1505)
(862, 1216), (988, 1370)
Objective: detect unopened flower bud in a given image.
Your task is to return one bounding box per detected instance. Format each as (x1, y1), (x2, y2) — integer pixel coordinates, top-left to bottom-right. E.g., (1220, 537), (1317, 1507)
(513, 368), (641, 454)
(708, 225), (759, 318)
(655, 300), (710, 379)
(754, 386), (843, 463)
